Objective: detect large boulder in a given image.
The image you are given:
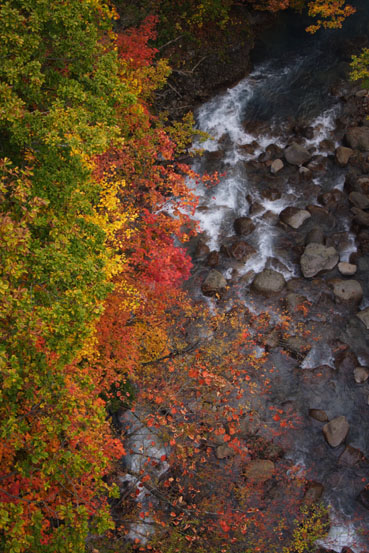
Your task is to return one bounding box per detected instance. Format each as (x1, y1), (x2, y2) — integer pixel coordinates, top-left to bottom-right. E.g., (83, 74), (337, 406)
(233, 217), (255, 236)
(346, 126), (369, 151)
(280, 207), (311, 229)
(329, 279), (363, 304)
(322, 416), (349, 447)
(251, 269), (286, 297)
(300, 243), (339, 278)
(284, 142), (312, 166)
(335, 146), (353, 166)
(201, 270), (227, 297)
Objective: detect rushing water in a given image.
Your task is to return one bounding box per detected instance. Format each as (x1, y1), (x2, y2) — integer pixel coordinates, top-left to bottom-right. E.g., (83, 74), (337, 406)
(190, 2), (369, 550)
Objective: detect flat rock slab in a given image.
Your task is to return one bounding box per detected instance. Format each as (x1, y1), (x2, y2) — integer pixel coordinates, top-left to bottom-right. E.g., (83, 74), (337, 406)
(284, 142), (312, 166)
(251, 269), (286, 297)
(300, 243), (339, 278)
(201, 270), (227, 297)
(280, 207), (311, 229)
(329, 279), (363, 303)
(244, 459), (275, 482)
(322, 416), (349, 447)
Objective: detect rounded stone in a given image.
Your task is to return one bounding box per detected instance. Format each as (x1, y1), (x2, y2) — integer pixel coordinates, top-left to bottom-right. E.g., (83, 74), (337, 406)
(322, 416), (349, 448)
(300, 243), (339, 278)
(329, 279), (363, 304)
(251, 269), (286, 297)
(338, 262), (357, 276)
(354, 366), (369, 383)
(201, 270), (227, 297)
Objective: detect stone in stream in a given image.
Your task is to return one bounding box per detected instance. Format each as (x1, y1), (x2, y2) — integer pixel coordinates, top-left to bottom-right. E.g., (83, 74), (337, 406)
(270, 158), (284, 174)
(206, 250), (219, 267)
(338, 445), (366, 466)
(335, 146), (353, 166)
(261, 187), (282, 201)
(305, 227), (325, 245)
(322, 416), (349, 447)
(346, 126), (369, 151)
(280, 207), (311, 229)
(328, 279), (363, 304)
(309, 409), (329, 422)
(284, 142), (312, 166)
(353, 366), (369, 383)
(251, 269), (286, 297)
(300, 243), (339, 278)
(356, 307), (369, 330)
(201, 270), (227, 297)
(351, 207), (369, 227)
(348, 191), (369, 209)
(233, 216), (255, 236)
(299, 166), (312, 180)
(222, 240), (256, 263)
(194, 239), (210, 259)
(285, 292), (308, 312)
(243, 459), (274, 482)
(304, 481), (324, 504)
(338, 262), (357, 276)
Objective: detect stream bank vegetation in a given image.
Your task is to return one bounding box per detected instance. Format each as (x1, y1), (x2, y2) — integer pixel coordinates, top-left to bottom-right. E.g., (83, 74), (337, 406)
(0, 0), (364, 552)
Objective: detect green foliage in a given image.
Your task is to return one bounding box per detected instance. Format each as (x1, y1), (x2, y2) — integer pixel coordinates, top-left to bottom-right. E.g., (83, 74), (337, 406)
(351, 48), (369, 88)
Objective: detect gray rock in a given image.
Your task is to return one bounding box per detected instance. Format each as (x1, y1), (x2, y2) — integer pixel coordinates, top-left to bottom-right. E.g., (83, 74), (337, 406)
(239, 411), (262, 436)
(309, 409), (329, 422)
(335, 146), (353, 166)
(329, 279), (363, 304)
(270, 158), (284, 174)
(284, 335), (311, 358)
(348, 191), (369, 209)
(346, 126), (369, 151)
(201, 270), (227, 297)
(285, 293), (308, 312)
(300, 243), (339, 278)
(351, 207), (369, 227)
(356, 307), (369, 329)
(306, 227), (325, 245)
(251, 269), (286, 297)
(216, 445), (235, 459)
(284, 142), (312, 166)
(322, 416), (349, 447)
(233, 217), (255, 236)
(354, 366), (369, 383)
(338, 262), (357, 276)
(280, 207), (311, 229)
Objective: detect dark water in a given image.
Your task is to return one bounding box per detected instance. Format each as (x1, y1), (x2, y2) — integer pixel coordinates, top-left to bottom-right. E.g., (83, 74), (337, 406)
(190, 2), (369, 550)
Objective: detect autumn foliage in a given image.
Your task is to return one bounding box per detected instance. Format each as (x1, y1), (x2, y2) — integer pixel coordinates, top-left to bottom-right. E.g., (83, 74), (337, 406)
(0, 1), (335, 553)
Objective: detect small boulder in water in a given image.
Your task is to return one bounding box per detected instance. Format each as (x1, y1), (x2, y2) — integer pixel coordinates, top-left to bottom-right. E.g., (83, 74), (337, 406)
(338, 445), (366, 466)
(243, 459), (274, 482)
(251, 269), (286, 297)
(309, 409), (329, 422)
(304, 481), (324, 504)
(353, 366), (369, 383)
(322, 416), (349, 447)
(346, 126), (369, 151)
(349, 191), (369, 209)
(338, 262), (357, 276)
(329, 279), (363, 304)
(270, 159), (284, 174)
(356, 307), (369, 329)
(335, 146), (353, 166)
(194, 239), (210, 259)
(216, 445), (235, 459)
(233, 217), (255, 236)
(201, 270), (227, 297)
(284, 142), (312, 166)
(207, 250), (219, 267)
(305, 227), (325, 245)
(300, 243), (339, 278)
(280, 207), (311, 229)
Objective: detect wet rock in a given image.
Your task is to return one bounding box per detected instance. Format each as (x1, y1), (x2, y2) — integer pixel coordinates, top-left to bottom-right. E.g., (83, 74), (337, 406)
(336, 146), (353, 166)
(357, 488), (369, 510)
(306, 227), (325, 245)
(322, 416), (349, 447)
(356, 307), (369, 329)
(194, 239), (210, 258)
(284, 335), (311, 358)
(249, 202), (264, 216)
(319, 189), (345, 208)
(346, 126), (369, 151)
(304, 481), (324, 504)
(285, 292), (308, 312)
(233, 217), (255, 236)
(320, 139), (335, 153)
(309, 409), (329, 422)
(262, 210), (279, 225)
(307, 205), (336, 230)
(243, 459), (274, 482)
(261, 187), (282, 201)
(251, 269), (286, 297)
(300, 243), (339, 278)
(280, 207), (311, 229)
(338, 445), (366, 466)
(329, 279), (363, 304)
(284, 142), (312, 166)
(270, 159), (284, 174)
(299, 166), (312, 180)
(352, 207), (369, 227)
(205, 251), (218, 268)
(306, 155), (327, 173)
(348, 191), (369, 209)
(338, 262), (357, 276)
(354, 366), (369, 383)
(216, 444), (235, 459)
(201, 270), (227, 297)
(222, 240), (256, 263)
